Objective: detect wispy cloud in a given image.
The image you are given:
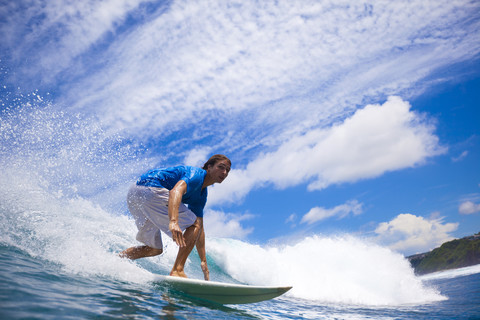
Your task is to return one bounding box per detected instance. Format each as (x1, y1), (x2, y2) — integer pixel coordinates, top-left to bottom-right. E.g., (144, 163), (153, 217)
(285, 214), (297, 225)
(65, 0), (479, 142)
(452, 150), (469, 162)
(1, 0), (154, 85)
(301, 200), (363, 224)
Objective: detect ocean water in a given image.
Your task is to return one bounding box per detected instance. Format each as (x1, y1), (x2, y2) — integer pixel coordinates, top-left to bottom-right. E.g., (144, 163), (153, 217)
(1, 228), (480, 320)
(1, 94), (480, 319)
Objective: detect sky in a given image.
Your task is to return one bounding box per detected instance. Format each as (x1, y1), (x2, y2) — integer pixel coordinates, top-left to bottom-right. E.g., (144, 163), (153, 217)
(1, 0), (479, 256)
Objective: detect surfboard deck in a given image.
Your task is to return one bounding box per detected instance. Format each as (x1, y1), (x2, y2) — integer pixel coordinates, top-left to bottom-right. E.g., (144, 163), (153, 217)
(154, 275), (292, 304)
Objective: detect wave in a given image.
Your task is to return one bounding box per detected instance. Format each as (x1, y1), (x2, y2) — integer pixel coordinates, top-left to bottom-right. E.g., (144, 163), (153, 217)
(206, 237), (445, 305)
(0, 176), (446, 306)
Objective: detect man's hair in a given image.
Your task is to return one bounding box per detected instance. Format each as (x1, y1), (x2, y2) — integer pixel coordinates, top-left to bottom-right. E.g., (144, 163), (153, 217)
(202, 154), (231, 170)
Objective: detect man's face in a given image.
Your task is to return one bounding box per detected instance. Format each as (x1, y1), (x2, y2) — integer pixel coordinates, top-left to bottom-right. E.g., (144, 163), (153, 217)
(208, 160), (231, 183)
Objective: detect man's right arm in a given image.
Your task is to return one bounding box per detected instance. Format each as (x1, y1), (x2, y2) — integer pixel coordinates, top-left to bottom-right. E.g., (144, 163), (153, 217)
(168, 180), (187, 247)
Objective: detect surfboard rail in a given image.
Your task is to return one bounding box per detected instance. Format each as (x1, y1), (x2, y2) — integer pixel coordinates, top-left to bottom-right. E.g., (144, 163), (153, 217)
(154, 275), (292, 304)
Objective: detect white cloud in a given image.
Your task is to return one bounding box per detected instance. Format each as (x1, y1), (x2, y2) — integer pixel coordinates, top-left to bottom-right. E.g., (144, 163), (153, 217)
(2, 0), (152, 85)
(203, 209), (254, 239)
(301, 200), (363, 224)
(183, 148), (212, 167)
(458, 201), (480, 215)
(208, 168), (256, 206)
(374, 213), (458, 255)
(209, 96), (445, 205)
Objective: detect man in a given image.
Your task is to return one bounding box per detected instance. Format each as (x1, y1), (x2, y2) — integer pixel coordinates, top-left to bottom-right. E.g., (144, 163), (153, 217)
(120, 154), (231, 280)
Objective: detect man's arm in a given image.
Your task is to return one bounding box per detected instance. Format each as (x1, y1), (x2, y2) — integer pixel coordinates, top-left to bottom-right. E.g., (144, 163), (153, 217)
(196, 225), (209, 280)
(168, 180), (187, 247)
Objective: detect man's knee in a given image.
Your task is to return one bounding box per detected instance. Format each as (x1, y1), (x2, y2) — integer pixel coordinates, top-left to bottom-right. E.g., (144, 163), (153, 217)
(147, 246), (163, 257)
(192, 217), (204, 229)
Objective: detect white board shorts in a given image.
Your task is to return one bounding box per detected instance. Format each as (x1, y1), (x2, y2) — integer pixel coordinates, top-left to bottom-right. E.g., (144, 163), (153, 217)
(127, 184), (197, 249)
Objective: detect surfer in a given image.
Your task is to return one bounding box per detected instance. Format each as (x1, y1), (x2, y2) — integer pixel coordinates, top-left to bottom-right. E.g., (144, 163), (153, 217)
(120, 154), (231, 280)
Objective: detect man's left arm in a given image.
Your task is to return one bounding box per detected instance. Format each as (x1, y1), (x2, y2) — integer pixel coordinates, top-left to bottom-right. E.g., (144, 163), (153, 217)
(196, 225), (209, 281)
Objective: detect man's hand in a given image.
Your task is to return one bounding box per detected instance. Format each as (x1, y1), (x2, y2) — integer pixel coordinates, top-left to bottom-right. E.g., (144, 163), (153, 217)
(201, 260), (210, 281)
(169, 220), (186, 247)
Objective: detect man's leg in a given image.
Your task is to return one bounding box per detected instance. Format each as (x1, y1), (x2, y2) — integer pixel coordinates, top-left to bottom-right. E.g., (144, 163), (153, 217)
(119, 245), (163, 260)
(170, 218), (202, 277)
(122, 185), (167, 260)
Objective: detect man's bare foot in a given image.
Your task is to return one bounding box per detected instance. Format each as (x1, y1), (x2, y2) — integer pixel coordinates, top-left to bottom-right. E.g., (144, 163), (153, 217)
(170, 270), (188, 278)
(119, 246), (163, 260)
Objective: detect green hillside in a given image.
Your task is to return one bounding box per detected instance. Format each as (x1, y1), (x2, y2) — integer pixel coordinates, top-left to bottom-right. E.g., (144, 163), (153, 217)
(407, 233), (480, 275)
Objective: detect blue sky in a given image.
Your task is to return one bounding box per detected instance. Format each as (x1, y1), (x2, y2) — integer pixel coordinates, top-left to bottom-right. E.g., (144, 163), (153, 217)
(1, 0), (479, 256)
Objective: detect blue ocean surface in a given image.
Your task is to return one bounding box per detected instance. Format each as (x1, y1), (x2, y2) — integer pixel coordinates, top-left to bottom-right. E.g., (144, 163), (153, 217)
(1, 240), (479, 320)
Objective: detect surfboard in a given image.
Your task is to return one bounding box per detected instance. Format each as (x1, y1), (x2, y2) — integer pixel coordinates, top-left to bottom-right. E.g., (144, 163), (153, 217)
(154, 275), (292, 304)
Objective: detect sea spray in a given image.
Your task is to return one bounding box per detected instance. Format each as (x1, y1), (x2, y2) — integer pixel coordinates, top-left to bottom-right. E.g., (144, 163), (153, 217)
(0, 93), (151, 211)
(206, 236), (446, 305)
(0, 91), (161, 283)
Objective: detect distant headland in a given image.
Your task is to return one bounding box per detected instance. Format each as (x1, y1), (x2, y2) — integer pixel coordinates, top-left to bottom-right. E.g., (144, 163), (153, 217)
(407, 232), (480, 275)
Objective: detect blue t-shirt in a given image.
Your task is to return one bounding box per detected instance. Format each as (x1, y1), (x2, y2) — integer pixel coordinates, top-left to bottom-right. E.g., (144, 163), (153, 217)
(136, 166), (207, 217)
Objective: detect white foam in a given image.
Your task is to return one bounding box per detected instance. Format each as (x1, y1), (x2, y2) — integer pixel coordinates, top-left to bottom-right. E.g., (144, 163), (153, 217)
(207, 236), (445, 306)
(420, 264), (480, 281)
(1, 172), (145, 282)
